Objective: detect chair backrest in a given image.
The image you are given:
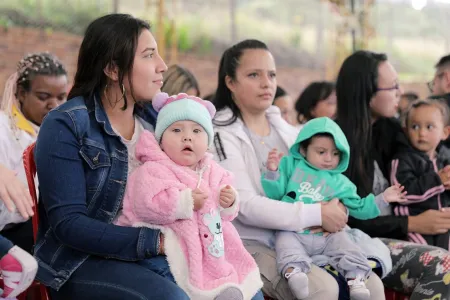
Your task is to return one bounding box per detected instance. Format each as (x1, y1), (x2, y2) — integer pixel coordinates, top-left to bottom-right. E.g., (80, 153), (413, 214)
(22, 143), (39, 243)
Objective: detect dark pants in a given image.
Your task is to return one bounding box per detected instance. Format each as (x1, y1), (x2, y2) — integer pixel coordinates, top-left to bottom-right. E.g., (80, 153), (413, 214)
(0, 234), (14, 258)
(1, 219), (33, 254)
(138, 255), (265, 300)
(49, 255), (190, 300)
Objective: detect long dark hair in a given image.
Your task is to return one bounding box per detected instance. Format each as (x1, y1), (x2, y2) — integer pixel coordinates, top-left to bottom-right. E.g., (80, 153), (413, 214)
(213, 39), (269, 126)
(162, 64), (200, 96)
(336, 50), (387, 197)
(68, 14), (151, 110)
(295, 81), (335, 123)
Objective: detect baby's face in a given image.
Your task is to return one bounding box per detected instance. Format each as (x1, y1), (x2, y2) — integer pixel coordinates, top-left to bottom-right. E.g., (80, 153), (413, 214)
(406, 105), (448, 157)
(160, 120), (208, 169)
(304, 136), (340, 170)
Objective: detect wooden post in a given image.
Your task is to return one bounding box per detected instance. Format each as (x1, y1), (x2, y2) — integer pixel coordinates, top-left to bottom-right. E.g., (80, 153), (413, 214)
(113, 0), (120, 13)
(157, 0), (166, 60)
(169, 3), (178, 65)
(230, 0), (237, 43)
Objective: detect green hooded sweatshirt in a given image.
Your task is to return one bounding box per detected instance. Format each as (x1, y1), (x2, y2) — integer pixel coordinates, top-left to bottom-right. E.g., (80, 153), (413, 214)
(261, 117), (380, 220)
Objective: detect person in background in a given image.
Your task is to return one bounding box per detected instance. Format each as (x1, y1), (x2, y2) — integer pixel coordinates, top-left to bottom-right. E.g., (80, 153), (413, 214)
(273, 86), (297, 127)
(429, 54), (450, 148)
(162, 64), (200, 97)
(0, 53), (68, 252)
(337, 50), (450, 300)
(203, 93), (215, 102)
(397, 92), (418, 119)
(295, 81), (336, 125)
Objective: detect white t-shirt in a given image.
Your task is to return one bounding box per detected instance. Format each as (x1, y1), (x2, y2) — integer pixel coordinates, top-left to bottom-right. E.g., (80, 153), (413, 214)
(112, 117), (145, 176)
(112, 117), (145, 223)
(0, 112), (35, 229)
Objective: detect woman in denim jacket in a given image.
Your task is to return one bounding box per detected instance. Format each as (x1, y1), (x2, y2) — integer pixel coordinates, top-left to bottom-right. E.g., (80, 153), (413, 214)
(33, 14), (190, 300)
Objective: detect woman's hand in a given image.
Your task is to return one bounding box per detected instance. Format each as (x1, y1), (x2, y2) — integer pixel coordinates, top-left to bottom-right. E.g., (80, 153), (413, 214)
(321, 198), (348, 233)
(408, 209), (450, 235)
(0, 164), (34, 219)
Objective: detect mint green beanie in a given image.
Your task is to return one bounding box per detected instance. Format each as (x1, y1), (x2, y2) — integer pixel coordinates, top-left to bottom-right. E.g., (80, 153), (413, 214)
(152, 92), (216, 147)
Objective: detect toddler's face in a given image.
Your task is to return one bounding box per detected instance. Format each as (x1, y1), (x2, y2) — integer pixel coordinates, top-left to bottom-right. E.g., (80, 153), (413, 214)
(406, 105), (448, 157)
(303, 136), (340, 170)
(161, 120), (208, 169)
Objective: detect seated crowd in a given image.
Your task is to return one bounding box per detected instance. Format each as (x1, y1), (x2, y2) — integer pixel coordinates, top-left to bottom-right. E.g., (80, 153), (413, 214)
(0, 13), (450, 300)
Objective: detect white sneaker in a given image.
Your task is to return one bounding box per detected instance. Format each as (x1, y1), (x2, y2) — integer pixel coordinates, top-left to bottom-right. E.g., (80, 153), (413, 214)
(348, 276), (370, 300)
(214, 287), (243, 300)
(285, 268), (309, 299)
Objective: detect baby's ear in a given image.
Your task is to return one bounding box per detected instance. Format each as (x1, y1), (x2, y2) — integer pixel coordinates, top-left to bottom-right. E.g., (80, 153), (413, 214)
(299, 146), (306, 157)
(443, 125), (450, 140)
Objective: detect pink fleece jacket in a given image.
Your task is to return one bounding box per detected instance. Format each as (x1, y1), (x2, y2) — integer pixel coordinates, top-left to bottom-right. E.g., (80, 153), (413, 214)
(116, 131), (262, 300)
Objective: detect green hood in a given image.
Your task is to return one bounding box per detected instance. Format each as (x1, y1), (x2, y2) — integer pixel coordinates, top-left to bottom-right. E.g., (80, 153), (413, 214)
(290, 117), (350, 174)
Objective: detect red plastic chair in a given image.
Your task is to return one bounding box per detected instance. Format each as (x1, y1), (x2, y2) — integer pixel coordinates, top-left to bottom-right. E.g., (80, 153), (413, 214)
(14, 142), (50, 300)
(385, 288), (410, 300)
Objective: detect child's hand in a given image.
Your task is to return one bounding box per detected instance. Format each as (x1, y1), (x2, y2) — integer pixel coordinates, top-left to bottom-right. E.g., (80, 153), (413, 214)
(220, 185), (236, 208)
(192, 188), (208, 211)
(438, 166), (450, 189)
(266, 148), (284, 171)
(383, 184), (407, 203)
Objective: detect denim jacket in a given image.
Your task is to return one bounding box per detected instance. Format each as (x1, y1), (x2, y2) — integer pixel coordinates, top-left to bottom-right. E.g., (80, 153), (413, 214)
(34, 94), (160, 290)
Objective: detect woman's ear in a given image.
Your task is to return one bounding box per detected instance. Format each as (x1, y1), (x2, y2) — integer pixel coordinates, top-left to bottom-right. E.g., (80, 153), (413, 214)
(299, 146), (306, 157)
(16, 86), (27, 105)
(225, 75), (235, 94)
(103, 62), (119, 82)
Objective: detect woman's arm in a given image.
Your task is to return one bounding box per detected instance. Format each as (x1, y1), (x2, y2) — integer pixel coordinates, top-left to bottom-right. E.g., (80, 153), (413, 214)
(213, 130), (338, 232)
(35, 111), (160, 260)
(348, 215), (409, 239)
(0, 163), (33, 219)
(0, 119), (34, 218)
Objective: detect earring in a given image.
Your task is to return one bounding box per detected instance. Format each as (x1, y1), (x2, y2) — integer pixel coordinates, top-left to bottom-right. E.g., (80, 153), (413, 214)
(104, 84), (126, 108)
(103, 84), (114, 108)
(116, 84), (125, 103)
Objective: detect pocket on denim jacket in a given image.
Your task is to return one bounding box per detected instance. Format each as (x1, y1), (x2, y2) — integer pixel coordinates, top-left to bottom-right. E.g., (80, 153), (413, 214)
(80, 145), (111, 169)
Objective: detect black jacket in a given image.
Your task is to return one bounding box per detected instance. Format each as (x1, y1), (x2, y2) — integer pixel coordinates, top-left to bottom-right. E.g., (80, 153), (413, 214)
(390, 132), (450, 216)
(347, 118), (410, 240)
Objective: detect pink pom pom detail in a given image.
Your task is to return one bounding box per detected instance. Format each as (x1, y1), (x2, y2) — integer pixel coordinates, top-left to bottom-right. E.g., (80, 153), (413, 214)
(152, 92), (170, 112)
(153, 92), (216, 117)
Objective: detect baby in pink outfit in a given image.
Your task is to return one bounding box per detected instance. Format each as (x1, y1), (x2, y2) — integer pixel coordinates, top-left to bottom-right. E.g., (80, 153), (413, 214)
(116, 93), (262, 300)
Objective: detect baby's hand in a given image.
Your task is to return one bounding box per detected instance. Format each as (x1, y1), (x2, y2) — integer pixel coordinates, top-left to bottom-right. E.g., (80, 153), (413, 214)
(219, 185), (235, 208)
(266, 148), (284, 171)
(192, 188), (208, 211)
(383, 184), (407, 203)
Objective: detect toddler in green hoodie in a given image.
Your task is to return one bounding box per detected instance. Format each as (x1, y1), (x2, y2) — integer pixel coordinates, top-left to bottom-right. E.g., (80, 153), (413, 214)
(261, 117), (406, 300)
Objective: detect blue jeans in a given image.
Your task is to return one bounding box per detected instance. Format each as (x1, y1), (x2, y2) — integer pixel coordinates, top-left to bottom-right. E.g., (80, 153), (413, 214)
(49, 256), (189, 300)
(0, 235), (13, 258)
(139, 256), (265, 300)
